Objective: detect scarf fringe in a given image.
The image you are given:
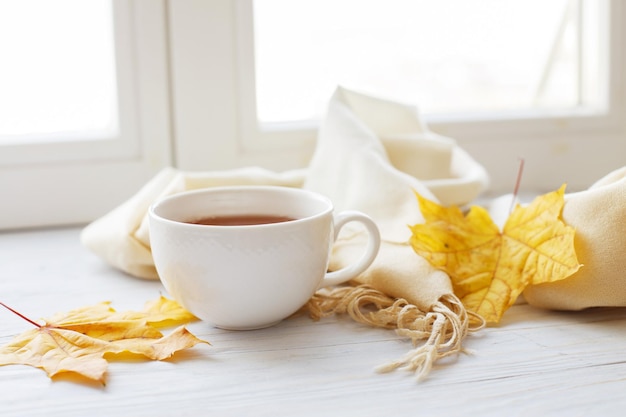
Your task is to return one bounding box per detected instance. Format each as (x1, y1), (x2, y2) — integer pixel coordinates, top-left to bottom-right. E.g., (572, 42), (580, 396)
(304, 284), (485, 381)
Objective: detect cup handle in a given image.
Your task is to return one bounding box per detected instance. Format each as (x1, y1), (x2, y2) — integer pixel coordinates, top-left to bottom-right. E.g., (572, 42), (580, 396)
(318, 210), (381, 289)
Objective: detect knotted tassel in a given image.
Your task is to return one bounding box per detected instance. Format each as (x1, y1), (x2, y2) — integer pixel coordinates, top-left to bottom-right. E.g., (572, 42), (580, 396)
(305, 284), (485, 381)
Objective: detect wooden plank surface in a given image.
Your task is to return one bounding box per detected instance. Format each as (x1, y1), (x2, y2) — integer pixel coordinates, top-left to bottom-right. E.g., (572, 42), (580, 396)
(1, 227), (625, 417)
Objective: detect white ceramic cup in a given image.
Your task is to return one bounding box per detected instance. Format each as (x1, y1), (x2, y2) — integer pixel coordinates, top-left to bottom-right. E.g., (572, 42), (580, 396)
(148, 186), (380, 330)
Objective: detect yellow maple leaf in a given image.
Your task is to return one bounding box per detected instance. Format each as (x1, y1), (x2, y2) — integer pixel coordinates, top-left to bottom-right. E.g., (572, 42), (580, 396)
(409, 185), (581, 323)
(0, 297), (208, 384)
(141, 295), (198, 327)
(43, 301), (163, 341)
(40, 296), (197, 341)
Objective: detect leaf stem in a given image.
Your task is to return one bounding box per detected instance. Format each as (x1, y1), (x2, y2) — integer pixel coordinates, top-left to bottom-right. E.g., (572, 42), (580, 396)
(509, 158), (525, 214)
(0, 301), (42, 328)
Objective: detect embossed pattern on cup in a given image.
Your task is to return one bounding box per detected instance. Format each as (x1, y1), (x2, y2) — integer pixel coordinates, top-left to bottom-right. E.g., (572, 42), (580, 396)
(149, 186), (380, 330)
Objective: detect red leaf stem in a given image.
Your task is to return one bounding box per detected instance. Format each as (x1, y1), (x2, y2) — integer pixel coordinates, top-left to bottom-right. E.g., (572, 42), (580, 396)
(0, 301), (42, 328)
(510, 158), (525, 214)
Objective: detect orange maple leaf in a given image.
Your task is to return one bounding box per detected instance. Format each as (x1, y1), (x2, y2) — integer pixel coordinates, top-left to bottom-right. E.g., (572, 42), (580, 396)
(409, 185), (581, 323)
(0, 296), (208, 384)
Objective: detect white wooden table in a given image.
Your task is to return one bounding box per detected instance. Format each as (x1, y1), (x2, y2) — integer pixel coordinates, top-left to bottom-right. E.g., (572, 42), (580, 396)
(1, 227), (625, 417)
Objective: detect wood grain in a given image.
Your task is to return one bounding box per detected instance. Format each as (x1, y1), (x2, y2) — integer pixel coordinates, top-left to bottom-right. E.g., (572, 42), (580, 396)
(1, 227), (625, 417)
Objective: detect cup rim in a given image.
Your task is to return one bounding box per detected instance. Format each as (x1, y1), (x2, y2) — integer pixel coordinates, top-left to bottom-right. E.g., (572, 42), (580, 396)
(148, 185), (334, 229)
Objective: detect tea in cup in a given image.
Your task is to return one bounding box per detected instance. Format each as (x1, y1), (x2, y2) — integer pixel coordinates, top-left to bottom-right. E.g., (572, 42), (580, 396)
(148, 186), (380, 330)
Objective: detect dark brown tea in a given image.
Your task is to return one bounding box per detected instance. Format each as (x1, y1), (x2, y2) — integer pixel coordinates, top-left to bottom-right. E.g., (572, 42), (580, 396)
(190, 214), (296, 226)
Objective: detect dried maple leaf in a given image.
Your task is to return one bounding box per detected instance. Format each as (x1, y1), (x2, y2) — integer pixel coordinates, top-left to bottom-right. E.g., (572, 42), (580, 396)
(409, 185), (581, 323)
(0, 297), (208, 384)
(141, 295), (198, 327)
(43, 301), (163, 341)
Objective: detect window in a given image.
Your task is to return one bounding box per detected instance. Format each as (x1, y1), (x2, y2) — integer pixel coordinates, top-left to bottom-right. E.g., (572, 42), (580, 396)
(252, 0), (600, 123)
(1, 1), (171, 229)
(0, 1), (118, 143)
(3, 0), (625, 229)
(169, 0), (624, 195)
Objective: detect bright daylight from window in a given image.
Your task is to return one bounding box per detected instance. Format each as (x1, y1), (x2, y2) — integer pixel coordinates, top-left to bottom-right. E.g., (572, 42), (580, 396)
(253, 0), (602, 125)
(0, 0), (117, 143)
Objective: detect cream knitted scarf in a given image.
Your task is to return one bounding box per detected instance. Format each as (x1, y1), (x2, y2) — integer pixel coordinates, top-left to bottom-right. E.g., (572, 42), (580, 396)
(82, 87), (490, 380)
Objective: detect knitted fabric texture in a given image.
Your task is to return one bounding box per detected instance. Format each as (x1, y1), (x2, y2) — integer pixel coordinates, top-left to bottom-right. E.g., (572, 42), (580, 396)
(81, 87), (489, 380)
(523, 166), (626, 310)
